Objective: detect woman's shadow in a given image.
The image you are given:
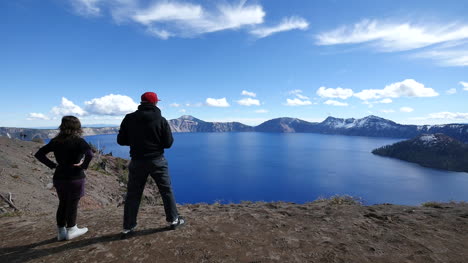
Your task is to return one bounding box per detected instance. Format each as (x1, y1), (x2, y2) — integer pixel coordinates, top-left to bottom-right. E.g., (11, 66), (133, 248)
(0, 226), (171, 263)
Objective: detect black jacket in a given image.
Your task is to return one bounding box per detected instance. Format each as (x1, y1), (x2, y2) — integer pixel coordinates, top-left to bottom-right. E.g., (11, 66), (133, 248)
(35, 137), (93, 180)
(117, 103), (174, 160)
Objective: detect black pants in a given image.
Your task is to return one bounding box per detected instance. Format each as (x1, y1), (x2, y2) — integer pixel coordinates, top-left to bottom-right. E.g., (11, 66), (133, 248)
(57, 198), (80, 228)
(54, 178), (85, 228)
(123, 157), (179, 230)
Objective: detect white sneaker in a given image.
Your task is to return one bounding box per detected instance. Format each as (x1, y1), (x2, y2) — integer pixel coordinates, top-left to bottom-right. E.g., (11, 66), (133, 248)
(66, 225), (88, 240)
(170, 217), (185, 230)
(57, 227), (67, 241)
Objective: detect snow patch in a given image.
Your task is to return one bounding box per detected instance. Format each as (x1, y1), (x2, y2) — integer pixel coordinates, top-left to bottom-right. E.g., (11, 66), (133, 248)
(419, 134), (437, 144)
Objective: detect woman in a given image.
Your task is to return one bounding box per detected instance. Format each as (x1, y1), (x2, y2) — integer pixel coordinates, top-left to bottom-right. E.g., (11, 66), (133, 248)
(35, 116), (93, 241)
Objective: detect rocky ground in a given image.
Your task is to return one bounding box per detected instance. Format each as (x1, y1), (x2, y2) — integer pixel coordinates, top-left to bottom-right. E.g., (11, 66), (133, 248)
(1, 137), (468, 263)
(0, 136), (160, 215)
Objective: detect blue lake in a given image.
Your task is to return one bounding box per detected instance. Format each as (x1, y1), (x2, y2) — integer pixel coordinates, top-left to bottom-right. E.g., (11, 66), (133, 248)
(85, 133), (468, 205)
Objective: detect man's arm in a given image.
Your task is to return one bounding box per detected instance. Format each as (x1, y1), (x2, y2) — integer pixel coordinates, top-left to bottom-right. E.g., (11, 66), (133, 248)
(161, 118), (174, 148)
(117, 116), (130, 146)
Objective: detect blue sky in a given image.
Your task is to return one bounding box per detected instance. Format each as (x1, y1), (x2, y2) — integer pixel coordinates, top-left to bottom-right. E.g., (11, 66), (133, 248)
(1, 0), (467, 128)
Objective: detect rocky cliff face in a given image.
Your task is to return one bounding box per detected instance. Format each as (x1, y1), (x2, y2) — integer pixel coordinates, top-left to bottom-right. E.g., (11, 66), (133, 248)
(169, 115), (253, 132)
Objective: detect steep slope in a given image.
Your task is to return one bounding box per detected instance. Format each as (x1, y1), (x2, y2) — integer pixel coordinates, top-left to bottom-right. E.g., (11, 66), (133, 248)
(0, 137), (160, 216)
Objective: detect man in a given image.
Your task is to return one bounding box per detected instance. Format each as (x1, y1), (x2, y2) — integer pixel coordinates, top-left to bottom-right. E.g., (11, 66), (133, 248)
(117, 92), (184, 237)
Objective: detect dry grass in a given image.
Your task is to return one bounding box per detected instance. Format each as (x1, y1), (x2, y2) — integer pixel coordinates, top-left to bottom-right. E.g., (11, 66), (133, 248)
(314, 194), (362, 205)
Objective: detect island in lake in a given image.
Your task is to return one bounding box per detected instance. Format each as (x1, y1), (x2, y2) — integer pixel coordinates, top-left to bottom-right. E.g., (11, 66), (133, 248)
(372, 133), (468, 173)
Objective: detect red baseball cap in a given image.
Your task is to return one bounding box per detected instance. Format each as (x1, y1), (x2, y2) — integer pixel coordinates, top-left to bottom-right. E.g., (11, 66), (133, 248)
(141, 92), (160, 104)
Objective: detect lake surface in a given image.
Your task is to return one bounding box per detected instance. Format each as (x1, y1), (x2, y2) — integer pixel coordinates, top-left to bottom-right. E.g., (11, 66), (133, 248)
(85, 133), (468, 205)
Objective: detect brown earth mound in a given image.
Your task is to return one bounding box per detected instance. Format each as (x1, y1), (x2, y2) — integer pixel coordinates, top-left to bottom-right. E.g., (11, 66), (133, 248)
(0, 136), (160, 215)
(1, 137), (467, 262)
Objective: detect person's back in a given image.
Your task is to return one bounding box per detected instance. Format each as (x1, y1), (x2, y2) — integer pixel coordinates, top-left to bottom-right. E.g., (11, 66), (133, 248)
(117, 102), (173, 160)
(35, 115), (93, 241)
(117, 92), (184, 238)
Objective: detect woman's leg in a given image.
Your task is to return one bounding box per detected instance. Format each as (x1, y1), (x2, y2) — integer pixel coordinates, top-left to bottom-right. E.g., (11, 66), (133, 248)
(56, 198), (67, 227)
(66, 198), (80, 227)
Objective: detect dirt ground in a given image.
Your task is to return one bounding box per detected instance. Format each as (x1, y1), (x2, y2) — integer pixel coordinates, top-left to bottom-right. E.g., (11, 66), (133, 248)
(1, 137), (468, 262)
(1, 201), (467, 263)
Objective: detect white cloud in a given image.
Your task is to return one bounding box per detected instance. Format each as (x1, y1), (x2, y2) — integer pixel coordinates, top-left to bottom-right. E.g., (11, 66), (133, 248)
(413, 48), (468, 67)
(378, 98), (393, 103)
(70, 1), (307, 39)
(179, 109), (186, 113)
(316, 86), (353, 99)
(421, 112), (468, 121)
(460, 81), (468, 90)
(289, 89), (303, 95)
(324, 100), (348, 106)
(147, 27), (173, 40)
(132, 2), (203, 25)
(316, 19), (468, 67)
(295, 94), (309, 100)
(241, 90), (256, 97)
(170, 103), (181, 107)
(185, 102), (203, 107)
(131, 1), (265, 38)
(380, 109), (395, 113)
(51, 97), (86, 116)
(27, 113), (50, 120)
(250, 16), (308, 38)
(206, 97), (230, 107)
(237, 98), (260, 106)
(316, 19), (468, 52)
(71, 0), (102, 16)
(289, 89), (309, 100)
(446, 88), (457, 95)
(400, 107), (414, 113)
(354, 79), (439, 100)
(285, 98), (312, 106)
(255, 109), (268, 113)
(84, 94), (138, 115)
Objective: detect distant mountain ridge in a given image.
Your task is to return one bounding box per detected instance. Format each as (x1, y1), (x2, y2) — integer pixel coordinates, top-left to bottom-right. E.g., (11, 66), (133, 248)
(372, 133), (468, 173)
(1, 115), (467, 143)
(169, 115), (253, 133)
(0, 127), (119, 141)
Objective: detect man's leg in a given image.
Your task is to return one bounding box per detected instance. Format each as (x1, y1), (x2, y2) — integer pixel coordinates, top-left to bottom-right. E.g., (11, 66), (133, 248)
(123, 160), (148, 230)
(149, 157), (179, 222)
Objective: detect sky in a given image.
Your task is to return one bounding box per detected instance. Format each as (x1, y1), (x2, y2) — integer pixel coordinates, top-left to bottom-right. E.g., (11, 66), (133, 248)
(1, 0), (468, 128)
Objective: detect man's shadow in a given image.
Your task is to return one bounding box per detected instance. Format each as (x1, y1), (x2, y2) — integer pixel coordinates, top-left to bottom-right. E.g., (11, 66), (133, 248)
(0, 226), (171, 263)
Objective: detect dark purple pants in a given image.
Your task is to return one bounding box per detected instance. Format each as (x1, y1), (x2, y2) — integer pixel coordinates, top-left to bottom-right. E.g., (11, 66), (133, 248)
(54, 178), (85, 227)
